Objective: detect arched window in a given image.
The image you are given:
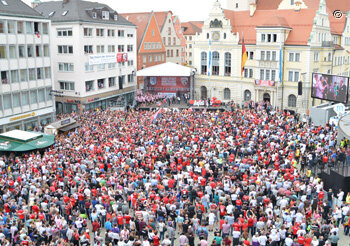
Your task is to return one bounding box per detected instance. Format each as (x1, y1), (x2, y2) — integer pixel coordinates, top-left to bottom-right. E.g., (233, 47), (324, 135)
(224, 52), (231, 76)
(200, 86), (207, 100)
(212, 51), (220, 75)
(224, 88), (231, 100)
(288, 94), (297, 107)
(244, 90), (251, 101)
(201, 52), (207, 75)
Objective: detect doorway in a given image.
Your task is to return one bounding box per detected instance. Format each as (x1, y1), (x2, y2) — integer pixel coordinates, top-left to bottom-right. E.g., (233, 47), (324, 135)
(263, 93), (270, 103)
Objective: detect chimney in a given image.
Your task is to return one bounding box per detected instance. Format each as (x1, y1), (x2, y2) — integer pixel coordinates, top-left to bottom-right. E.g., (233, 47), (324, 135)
(294, 1), (301, 11)
(250, 3), (257, 17)
(31, 0), (41, 8)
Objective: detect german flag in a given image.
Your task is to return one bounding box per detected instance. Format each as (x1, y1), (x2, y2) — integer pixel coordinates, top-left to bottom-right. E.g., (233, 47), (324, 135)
(241, 35), (248, 79)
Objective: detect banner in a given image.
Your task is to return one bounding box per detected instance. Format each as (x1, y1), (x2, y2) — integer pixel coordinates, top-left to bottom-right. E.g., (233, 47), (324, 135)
(189, 99), (222, 107)
(255, 80), (276, 87)
(89, 54), (116, 65)
(145, 76), (190, 93)
(117, 53), (128, 63)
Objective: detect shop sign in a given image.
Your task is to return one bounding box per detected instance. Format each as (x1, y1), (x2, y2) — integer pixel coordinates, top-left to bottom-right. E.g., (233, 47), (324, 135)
(10, 112), (35, 122)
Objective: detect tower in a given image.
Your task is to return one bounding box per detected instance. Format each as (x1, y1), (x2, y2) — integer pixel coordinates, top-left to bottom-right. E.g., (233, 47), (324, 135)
(226, 0), (253, 11)
(31, 0), (41, 8)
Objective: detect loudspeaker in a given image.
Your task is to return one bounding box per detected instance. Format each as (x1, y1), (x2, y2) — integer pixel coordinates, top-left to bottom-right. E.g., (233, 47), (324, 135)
(298, 81), (302, 95)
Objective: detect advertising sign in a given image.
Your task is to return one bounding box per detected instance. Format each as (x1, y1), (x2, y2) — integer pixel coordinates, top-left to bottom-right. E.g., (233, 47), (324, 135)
(89, 54), (116, 65)
(145, 76), (190, 94)
(117, 53), (128, 63)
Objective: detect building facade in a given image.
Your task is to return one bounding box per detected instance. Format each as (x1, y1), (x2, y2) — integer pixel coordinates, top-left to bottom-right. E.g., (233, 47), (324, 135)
(35, 0), (137, 113)
(0, 0), (55, 133)
(181, 21), (203, 66)
(121, 12), (166, 89)
(193, 0), (350, 114)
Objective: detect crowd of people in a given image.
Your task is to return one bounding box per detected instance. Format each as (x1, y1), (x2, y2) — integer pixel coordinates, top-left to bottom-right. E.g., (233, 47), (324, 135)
(0, 104), (350, 246)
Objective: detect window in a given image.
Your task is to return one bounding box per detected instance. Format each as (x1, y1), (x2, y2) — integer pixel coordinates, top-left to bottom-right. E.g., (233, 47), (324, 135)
(96, 28), (104, 37)
(26, 22), (33, 34)
(58, 45), (73, 54)
(20, 69), (27, 82)
(3, 95), (11, 110)
(86, 80), (94, 92)
(260, 69), (264, 80)
(49, 11), (55, 17)
(84, 28), (93, 37)
(212, 51), (220, 76)
(108, 77), (116, 87)
(295, 53), (300, 62)
(314, 52), (319, 61)
(29, 69), (35, 80)
(27, 45), (33, 58)
(43, 45), (49, 57)
(102, 11), (109, 20)
(149, 55), (152, 62)
(9, 45), (16, 59)
(288, 70), (299, 82)
(128, 74), (134, 83)
(17, 21), (24, 34)
(30, 90), (37, 104)
(38, 89), (45, 103)
(266, 51), (271, 61)
(249, 51), (254, 60)
(273, 34), (277, 42)
(62, 10), (68, 16)
(44, 67), (51, 79)
(288, 71), (293, 81)
(224, 33), (226, 39)
(34, 22), (40, 34)
(127, 33), (134, 38)
(35, 45), (42, 57)
(97, 64), (105, 70)
(168, 27), (171, 35)
(108, 45), (115, 53)
(143, 56), (147, 63)
(57, 29), (72, 36)
(59, 81), (75, 91)
(1, 71), (8, 84)
(261, 51), (265, 60)
(176, 49), (179, 57)
(201, 52), (207, 75)
(114, 15), (118, 21)
(107, 29), (115, 37)
(249, 68), (253, 78)
(173, 37), (176, 45)
(261, 34), (266, 42)
(92, 12), (97, 19)
(11, 93), (20, 108)
(288, 94), (297, 107)
(267, 34), (271, 42)
(22, 92), (29, 106)
(224, 52), (231, 76)
(127, 45), (133, 52)
(289, 53), (294, 61)
(84, 45), (93, 54)
(10, 70), (19, 83)
(266, 69), (270, 80)
(271, 70), (276, 81)
(289, 52), (300, 62)
(170, 50), (173, 57)
(244, 90), (251, 101)
(0, 45), (6, 59)
(272, 51), (276, 61)
(97, 79), (105, 89)
(0, 20), (4, 33)
(224, 88), (231, 100)
(58, 63), (74, 72)
(118, 45), (124, 52)
(291, 0), (294, 4)
(96, 45), (104, 53)
(42, 23), (48, 34)
(294, 71), (299, 81)
(7, 21), (15, 34)
(36, 68), (43, 80)
(118, 30), (124, 37)
(108, 63), (116, 69)
(85, 62), (94, 71)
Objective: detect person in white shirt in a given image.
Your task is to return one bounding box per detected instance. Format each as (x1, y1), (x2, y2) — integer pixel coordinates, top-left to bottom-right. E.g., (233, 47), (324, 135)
(258, 233), (268, 246)
(285, 235), (293, 246)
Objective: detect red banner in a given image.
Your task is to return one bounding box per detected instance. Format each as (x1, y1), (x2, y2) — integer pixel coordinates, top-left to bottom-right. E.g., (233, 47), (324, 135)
(117, 53), (128, 63)
(255, 79), (276, 86)
(189, 100), (222, 107)
(145, 76), (190, 94)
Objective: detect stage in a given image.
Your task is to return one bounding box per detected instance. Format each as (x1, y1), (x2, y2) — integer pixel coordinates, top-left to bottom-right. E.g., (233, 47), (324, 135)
(319, 165), (350, 196)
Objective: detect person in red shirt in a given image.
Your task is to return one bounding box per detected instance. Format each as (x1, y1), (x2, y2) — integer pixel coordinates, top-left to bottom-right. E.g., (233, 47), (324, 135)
(153, 233), (160, 246)
(117, 213), (124, 230)
(297, 234), (305, 245)
(219, 204), (226, 218)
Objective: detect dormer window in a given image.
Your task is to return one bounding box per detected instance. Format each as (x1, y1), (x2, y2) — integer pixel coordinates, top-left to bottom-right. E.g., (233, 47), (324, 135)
(114, 15), (118, 21)
(49, 11), (55, 17)
(62, 11), (68, 16)
(1, 0), (8, 6)
(102, 11), (109, 20)
(92, 12), (97, 19)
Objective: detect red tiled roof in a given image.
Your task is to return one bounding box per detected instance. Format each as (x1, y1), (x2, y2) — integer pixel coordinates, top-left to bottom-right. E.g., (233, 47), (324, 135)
(153, 11), (170, 31)
(334, 44), (344, 50)
(256, 0), (320, 10)
(258, 15), (291, 28)
(181, 21), (204, 35)
(325, 0), (350, 35)
(120, 12), (152, 48)
(224, 8), (317, 45)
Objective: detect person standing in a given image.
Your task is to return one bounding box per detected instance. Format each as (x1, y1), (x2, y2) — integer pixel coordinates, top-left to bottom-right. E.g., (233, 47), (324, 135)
(329, 232), (339, 246)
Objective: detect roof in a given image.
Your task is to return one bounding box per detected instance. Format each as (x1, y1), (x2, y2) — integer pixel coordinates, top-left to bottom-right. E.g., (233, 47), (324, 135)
(35, 0), (134, 26)
(121, 12), (152, 48)
(0, 130), (41, 142)
(224, 8), (317, 45)
(137, 62), (194, 77)
(325, 0), (350, 35)
(258, 15), (291, 28)
(0, 0), (43, 18)
(181, 21), (204, 35)
(334, 44), (344, 50)
(153, 11), (170, 31)
(256, 0), (320, 10)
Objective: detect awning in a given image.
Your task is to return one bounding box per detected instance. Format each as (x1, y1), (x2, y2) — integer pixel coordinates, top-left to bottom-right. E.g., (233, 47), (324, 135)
(0, 130), (55, 152)
(137, 62), (194, 77)
(59, 122), (81, 132)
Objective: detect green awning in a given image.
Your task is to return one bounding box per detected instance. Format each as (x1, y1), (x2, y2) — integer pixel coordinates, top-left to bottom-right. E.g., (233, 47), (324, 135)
(0, 130), (55, 152)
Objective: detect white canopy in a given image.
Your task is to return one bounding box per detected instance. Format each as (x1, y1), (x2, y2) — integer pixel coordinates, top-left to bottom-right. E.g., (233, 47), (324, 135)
(137, 62), (194, 77)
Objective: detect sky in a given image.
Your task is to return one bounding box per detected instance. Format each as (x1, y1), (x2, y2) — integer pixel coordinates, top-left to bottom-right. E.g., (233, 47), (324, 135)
(23, 0), (225, 22)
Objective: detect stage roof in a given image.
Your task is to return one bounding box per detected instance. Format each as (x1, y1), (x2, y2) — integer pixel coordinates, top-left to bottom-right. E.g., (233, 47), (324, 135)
(137, 62), (194, 77)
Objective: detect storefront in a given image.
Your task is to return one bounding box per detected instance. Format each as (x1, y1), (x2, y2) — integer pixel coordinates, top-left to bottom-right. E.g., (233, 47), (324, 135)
(0, 107), (54, 133)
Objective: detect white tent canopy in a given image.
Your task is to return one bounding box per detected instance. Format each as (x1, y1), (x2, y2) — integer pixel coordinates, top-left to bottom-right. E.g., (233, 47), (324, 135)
(137, 62), (195, 77)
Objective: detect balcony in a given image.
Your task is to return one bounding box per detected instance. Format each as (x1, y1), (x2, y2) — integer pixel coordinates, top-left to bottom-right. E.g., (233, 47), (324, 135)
(322, 41), (333, 47)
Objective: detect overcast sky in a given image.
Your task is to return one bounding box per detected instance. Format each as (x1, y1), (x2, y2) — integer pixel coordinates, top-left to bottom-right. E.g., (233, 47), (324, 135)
(23, 0), (225, 22)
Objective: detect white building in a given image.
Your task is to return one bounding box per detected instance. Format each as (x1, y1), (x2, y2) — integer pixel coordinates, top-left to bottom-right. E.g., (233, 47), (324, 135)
(0, 0), (55, 133)
(35, 0), (137, 113)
